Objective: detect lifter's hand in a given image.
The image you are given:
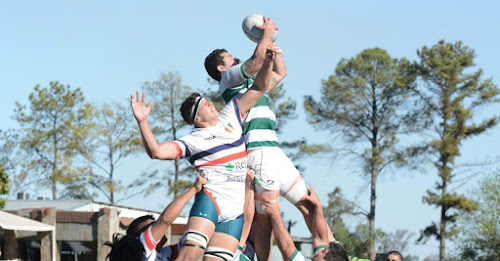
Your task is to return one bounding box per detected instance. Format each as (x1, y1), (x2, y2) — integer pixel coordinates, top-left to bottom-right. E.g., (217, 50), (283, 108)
(261, 196), (280, 216)
(131, 91), (153, 123)
(194, 175), (208, 192)
(302, 183), (321, 208)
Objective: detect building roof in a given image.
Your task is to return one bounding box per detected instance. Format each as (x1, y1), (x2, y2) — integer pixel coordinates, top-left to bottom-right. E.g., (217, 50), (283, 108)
(0, 210), (54, 232)
(5, 199), (188, 224)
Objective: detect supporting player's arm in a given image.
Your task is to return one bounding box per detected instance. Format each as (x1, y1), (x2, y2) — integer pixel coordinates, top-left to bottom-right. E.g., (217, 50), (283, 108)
(243, 16), (278, 77)
(131, 91), (180, 160)
(238, 168), (256, 248)
(303, 184), (330, 248)
(150, 175), (208, 242)
(262, 197), (297, 260)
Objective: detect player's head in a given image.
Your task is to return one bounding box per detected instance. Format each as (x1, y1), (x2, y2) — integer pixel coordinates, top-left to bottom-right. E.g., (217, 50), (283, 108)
(126, 214), (155, 237)
(205, 49), (240, 81)
(105, 234), (144, 261)
(313, 241), (348, 261)
(387, 251), (403, 261)
(180, 93), (218, 127)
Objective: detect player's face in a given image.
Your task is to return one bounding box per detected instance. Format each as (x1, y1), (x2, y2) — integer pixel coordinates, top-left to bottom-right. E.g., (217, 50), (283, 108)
(196, 99), (218, 125)
(220, 52), (240, 71)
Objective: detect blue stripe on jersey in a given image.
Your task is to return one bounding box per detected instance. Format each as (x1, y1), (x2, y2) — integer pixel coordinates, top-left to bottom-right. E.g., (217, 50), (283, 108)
(178, 140), (191, 157)
(188, 135), (245, 165)
(232, 99), (244, 129)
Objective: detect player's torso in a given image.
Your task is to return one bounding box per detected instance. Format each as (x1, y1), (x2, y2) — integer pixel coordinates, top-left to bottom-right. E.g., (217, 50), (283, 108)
(220, 70), (279, 149)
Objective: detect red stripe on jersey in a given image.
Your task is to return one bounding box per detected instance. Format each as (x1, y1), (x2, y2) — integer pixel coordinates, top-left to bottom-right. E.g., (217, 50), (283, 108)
(203, 188), (221, 215)
(194, 150), (247, 169)
(168, 142), (182, 159)
(235, 98), (246, 119)
(144, 226), (155, 251)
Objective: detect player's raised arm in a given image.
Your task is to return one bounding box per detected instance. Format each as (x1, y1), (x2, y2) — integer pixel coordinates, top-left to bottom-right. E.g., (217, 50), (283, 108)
(269, 46), (287, 91)
(236, 49), (275, 113)
(131, 91), (180, 160)
(243, 16), (278, 77)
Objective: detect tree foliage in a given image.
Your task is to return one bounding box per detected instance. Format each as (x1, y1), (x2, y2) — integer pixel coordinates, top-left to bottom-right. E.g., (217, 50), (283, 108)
(304, 48), (417, 259)
(13, 82), (93, 199)
(0, 164), (10, 209)
(414, 40), (499, 260)
(78, 102), (143, 203)
(456, 170), (500, 260)
(139, 72), (194, 198)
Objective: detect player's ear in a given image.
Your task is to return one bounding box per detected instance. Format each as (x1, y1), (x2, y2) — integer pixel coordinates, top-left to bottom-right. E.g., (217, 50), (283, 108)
(217, 64), (225, 73)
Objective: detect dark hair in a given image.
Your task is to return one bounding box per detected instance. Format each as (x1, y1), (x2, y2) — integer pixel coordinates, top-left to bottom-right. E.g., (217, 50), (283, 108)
(105, 234), (144, 261)
(126, 214), (154, 237)
(204, 49), (227, 81)
(180, 92), (202, 125)
(324, 241), (349, 261)
(387, 251), (403, 261)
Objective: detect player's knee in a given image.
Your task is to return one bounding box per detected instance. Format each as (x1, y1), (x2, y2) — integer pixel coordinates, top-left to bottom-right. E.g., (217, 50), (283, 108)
(204, 246), (235, 261)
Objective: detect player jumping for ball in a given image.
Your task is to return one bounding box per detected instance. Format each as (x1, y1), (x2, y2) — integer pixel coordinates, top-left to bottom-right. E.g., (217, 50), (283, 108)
(204, 16), (335, 261)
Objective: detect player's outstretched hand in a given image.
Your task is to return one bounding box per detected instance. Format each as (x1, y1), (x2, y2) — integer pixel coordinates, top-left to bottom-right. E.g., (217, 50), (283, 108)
(194, 175), (208, 192)
(130, 91), (153, 123)
(255, 16), (278, 33)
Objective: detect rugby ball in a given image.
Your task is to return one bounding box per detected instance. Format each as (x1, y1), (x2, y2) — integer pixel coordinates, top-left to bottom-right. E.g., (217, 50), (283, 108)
(242, 14), (278, 43)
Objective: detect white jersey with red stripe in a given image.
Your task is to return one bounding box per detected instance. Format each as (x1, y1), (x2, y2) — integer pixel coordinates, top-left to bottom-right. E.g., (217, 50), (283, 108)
(138, 226), (159, 261)
(172, 99), (247, 222)
(139, 226), (181, 261)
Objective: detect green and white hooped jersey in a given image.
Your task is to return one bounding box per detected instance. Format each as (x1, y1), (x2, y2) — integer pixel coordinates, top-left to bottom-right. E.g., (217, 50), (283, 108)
(219, 62), (279, 149)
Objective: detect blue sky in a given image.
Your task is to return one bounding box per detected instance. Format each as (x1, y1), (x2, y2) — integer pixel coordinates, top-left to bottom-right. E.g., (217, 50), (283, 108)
(1, 1), (499, 259)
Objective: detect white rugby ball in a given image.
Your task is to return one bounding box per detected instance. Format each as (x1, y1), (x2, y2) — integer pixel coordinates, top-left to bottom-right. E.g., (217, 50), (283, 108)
(242, 14), (278, 43)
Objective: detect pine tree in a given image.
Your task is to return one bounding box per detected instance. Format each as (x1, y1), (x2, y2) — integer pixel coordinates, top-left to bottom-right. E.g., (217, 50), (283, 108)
(304, 48), (416, 260)
(13, 82), (93, 199)
(414, 40), (499, 261)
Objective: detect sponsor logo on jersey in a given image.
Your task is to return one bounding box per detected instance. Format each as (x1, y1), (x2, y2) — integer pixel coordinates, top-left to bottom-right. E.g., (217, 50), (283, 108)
(262, 179), (275, 186)
(204, 135), (216, 140)
(225, 160), (247, 172)
(225, 123), (234, 133)
(225, 163), (235, 171)
(226, 176), (245, 182)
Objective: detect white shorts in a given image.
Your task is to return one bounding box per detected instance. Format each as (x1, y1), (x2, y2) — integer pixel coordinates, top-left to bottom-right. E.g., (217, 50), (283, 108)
(247, 147), (307, 204)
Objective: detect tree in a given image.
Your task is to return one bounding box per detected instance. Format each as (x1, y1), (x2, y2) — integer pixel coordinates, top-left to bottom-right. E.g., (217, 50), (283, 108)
(322, 186), (420, 260)
(0, 164), (10, 209)
(456, 170), (500, 260)
(139, 72), (194, 198)
(13, 82), (93, 199)
(304, 48), (416, 260)
(78, 102), (143, 203)
(414, 40), (499, 261)
(0, 129), (19, 189)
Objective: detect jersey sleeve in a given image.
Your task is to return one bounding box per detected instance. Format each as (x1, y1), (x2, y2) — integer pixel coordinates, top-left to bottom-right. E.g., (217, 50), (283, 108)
(219, 63), (249, 95)
(170, 140), (191, 159)
(138, 226), (158, 259)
